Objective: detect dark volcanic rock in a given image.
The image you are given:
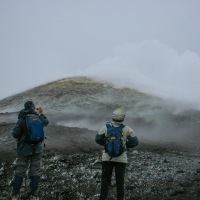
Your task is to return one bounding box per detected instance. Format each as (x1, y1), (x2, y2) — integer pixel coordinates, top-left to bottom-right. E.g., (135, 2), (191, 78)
(0, 122), (200, 200)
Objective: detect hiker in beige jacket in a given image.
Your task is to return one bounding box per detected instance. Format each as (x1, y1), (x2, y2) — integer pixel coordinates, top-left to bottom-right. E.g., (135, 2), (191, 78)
(95, 107), (139, 200)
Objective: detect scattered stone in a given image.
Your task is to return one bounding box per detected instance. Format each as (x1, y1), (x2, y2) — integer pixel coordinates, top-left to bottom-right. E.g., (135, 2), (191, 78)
(196, 168), (200, 173)
(163, 158), (169, 163)
(177, 169), (185, 173)
(170, 188), (186, 196)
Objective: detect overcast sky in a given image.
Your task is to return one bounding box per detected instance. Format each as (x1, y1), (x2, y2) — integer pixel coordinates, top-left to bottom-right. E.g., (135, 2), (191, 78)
(1, 0), (200, 109)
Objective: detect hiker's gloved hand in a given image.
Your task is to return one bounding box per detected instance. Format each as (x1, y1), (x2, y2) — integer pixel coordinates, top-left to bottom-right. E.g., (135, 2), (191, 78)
(37, 107), (43, 115)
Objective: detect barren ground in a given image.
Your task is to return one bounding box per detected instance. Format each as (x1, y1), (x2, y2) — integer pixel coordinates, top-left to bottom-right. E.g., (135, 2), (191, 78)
(0, 122), (200, 200)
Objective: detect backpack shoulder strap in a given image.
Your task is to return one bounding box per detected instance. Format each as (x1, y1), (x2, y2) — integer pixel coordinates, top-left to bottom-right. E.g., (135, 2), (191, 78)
(106, 122), (113, 129)
(116, 124), (125, 138)
(106, 122), (125, 128)
(119, 124), (125, 129)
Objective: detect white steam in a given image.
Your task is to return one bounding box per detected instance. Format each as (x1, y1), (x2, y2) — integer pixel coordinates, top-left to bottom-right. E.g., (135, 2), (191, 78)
(76, 40), (200, 110)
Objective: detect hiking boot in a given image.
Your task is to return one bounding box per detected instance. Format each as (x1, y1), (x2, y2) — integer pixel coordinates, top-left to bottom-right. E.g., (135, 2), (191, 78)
(11, 175), (23, 200)
(30, 195), (39, 200)
(11, 195), (20, 200)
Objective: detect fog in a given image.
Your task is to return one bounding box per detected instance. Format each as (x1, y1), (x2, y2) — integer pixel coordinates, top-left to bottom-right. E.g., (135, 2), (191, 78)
(1, 0), (200, 110)
(81, 40), (200, 109)
(47, 103), (200, 145)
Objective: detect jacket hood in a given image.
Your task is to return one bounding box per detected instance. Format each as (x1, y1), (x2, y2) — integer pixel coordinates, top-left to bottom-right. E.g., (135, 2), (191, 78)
(112, 107), (126, 122)
(18, 109), (37, 119)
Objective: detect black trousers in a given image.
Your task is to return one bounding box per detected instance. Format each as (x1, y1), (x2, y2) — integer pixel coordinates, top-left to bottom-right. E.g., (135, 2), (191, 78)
(99, 161), (126, 200)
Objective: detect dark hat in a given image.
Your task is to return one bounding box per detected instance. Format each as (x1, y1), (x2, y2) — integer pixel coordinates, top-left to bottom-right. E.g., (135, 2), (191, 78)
(24, 101), (35, 110)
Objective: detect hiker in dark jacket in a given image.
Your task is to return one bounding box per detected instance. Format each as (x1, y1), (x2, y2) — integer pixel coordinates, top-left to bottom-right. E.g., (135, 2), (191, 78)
(95, 107), (139, 200)
(11, 101), (49, 200)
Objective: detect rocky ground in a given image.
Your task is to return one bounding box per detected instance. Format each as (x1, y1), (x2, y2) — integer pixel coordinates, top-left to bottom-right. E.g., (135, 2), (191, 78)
(0, 123), (200, 200)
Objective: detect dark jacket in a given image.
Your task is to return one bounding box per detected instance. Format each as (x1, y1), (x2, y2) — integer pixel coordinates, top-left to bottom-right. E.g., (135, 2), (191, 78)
(12, 109), (49, 157)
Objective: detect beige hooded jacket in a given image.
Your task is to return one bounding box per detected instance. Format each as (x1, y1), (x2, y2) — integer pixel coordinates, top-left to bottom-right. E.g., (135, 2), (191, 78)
(96, 108), (138, 163)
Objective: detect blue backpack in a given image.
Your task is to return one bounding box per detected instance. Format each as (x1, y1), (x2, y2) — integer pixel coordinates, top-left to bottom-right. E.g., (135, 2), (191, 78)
(105, 123), (125, 158)
(26, 114), (44, 144)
